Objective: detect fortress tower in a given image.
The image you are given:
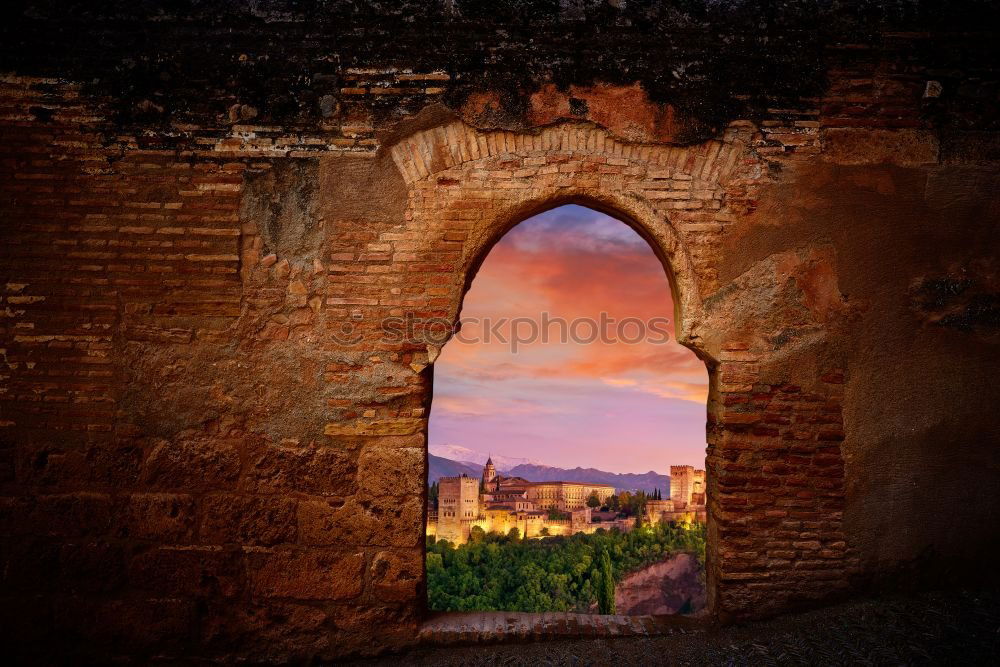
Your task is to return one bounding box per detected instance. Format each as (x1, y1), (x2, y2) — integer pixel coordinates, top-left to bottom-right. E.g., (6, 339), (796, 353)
(670, 465), (706, 509)
(437, 474), (481, 543)
(670, 465), (695, 508)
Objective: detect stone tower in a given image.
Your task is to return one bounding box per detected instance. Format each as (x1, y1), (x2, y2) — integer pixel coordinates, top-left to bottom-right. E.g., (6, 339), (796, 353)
(670, 465), (695, 508)
(482, 456), (497, 489)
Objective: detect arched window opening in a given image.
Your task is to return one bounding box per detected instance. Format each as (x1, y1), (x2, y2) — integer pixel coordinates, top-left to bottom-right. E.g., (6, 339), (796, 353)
(426, 205), (709, 617)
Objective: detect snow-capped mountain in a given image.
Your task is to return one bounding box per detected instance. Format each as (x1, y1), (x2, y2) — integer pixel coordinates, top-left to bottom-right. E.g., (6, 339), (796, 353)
(428, 443), (539, 472)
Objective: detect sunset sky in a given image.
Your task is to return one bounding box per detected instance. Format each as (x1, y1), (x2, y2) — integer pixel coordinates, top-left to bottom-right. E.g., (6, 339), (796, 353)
(429, 205), (707, 474)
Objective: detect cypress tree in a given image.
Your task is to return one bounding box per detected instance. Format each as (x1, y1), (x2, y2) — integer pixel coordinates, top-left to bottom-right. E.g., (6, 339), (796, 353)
(598, 551), (616, 614)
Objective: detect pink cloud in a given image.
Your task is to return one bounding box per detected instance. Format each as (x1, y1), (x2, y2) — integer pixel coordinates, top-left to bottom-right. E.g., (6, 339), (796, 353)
(430, 205), (708, 473)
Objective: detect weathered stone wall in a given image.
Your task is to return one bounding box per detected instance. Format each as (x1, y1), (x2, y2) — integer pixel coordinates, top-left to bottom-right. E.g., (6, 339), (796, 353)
(1, 1), (998, 662)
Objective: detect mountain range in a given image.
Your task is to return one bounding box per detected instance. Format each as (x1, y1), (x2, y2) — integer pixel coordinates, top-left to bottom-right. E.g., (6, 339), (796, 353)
(428, 454), (482, 482)
(429, 444), (537, 472)
(503, 463), (669, 495)
(427, 448), (669, 494)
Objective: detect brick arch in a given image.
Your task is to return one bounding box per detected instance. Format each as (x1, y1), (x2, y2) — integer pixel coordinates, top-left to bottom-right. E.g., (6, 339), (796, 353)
(387, 119), (750, 355)
(386, 119), (762, 618)
(384, 118), (856, 624)
(388, 121), (743, 186)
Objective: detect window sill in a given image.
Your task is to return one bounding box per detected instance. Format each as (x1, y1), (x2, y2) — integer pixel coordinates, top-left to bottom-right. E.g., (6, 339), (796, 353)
(418, 611), (706, 645)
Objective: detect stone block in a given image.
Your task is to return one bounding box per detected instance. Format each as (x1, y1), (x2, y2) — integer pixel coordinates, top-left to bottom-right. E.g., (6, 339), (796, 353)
(246, 442), (356, 496)
(330, 603), (420, 657)
(17, 442), (142, 489)
(32, 493), (112, 538)
(248, 549), (364, 600)
(356, 445), (423, 497)
(369, 548), (422, 602)
(52, 596), (195, 654)
(141, 438), (241, 491)
(128, 546), (242, 598)
(296, 499), (348, 546)
(58, 541), (128, 594)
(200, 601), (329, 663)
(114, 493), (196, 541)
(200, 494), (297, 546)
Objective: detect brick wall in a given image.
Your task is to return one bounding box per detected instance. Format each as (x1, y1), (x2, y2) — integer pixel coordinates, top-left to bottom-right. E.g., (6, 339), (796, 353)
(1, 6), (999, 662)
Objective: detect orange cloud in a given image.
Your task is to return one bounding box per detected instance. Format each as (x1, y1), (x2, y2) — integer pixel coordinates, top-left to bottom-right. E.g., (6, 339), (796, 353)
(435, 206), (708, 411)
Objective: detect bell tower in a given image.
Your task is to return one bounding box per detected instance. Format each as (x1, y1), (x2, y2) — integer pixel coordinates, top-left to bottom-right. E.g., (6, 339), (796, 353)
(482, 456), (496, 489)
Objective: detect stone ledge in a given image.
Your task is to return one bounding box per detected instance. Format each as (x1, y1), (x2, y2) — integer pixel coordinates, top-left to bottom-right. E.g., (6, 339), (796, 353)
(417, 611), (706, 646)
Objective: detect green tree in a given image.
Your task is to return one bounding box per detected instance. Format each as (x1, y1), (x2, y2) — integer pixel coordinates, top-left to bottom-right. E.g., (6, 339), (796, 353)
(607, 494), (620, 513)
(586, 492), (601, 508)
(631, 491), (648, 527)
(597, 550), (616, 614)
(507, 527), (521, 541)
(469, 525), (486, 543)
(618, 491), (633, 516)
(428, 481), (439, 509)
(425, 519), (706, 613)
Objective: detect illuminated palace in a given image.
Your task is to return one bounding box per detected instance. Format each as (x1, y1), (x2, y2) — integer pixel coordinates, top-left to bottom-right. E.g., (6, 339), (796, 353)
(430, 457), (628, 545)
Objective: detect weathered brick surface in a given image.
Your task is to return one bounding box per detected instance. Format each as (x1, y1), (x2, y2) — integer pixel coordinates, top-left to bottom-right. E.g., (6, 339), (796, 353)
(379, 120), (863, 619)
(1, 5), (999, 662)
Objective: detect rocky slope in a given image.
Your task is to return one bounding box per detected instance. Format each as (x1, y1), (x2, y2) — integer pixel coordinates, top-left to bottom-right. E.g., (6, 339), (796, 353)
(614, 553), (706, 616)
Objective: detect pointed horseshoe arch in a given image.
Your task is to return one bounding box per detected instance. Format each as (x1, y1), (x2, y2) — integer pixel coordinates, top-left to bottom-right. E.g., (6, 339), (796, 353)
(388, 119), (748, 362)
(386, 118), (756, 619)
